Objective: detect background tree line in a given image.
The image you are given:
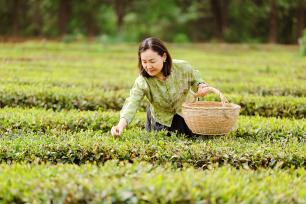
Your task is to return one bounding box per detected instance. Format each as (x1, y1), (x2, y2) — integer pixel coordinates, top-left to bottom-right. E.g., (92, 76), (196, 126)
(0, 0), (305, 44)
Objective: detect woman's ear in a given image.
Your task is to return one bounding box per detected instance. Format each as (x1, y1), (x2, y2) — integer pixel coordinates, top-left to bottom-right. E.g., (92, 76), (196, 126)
(163, 53), (167, 62)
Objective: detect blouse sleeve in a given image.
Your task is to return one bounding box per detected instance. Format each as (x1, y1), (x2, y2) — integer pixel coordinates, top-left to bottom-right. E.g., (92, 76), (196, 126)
(120, 76), (147, 125)
(185, 62), (205, 93)
(191, 69), (205, 92)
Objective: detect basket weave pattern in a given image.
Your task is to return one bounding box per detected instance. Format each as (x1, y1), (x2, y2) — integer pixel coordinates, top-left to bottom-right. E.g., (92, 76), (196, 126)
(182, 88), (241, 135)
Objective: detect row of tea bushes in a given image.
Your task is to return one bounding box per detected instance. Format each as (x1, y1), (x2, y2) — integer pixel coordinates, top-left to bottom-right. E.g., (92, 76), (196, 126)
(0, 108), (126, 133)
(2, 42), (305, 94)
(0, 107), (304, 142)
(217, 82), (306, 97)
(0, 85), (305, 117)
(0, 85), (127, 111)
(1, 79), (305, 97)
(0, 161), (305, 203)
(0, 129), (304, 169)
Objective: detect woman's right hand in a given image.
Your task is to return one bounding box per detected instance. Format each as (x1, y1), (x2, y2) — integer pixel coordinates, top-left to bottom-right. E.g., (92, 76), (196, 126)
(111, 118), (128, 136)
(111, 125), (124, 136)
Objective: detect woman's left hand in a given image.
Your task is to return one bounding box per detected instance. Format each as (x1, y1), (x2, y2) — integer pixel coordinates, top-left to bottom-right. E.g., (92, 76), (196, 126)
(194, 83), (210, 98)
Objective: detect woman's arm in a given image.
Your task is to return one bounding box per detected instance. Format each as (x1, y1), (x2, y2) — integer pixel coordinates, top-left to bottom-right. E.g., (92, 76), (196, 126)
(187, 62), (213, 97)
(111, 76), (147, 136)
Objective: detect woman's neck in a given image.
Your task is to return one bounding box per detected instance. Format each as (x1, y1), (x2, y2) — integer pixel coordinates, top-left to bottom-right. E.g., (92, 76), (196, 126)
(155, 72), (167, 81)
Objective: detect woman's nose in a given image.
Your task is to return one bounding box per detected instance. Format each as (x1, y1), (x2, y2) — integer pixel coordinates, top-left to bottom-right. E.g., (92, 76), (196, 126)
(146, 63), (153, 69)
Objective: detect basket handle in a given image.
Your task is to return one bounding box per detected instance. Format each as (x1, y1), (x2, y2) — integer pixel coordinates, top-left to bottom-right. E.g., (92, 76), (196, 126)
(192, 87), (229, 105)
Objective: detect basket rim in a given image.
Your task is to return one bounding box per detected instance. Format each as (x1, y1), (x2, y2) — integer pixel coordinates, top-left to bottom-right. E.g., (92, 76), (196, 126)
(182, 101), (241, 110)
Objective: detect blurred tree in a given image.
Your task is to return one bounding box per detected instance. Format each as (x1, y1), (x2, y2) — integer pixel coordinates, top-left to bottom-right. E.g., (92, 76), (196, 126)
(0, 0), (304, 43)
(210, 0), (228, 41)
(296, 0), (305, 40)
(5, 0), (29, 36)
(224, 0), (268, 43)
(11, 0), (22, 35)
(268, 0), (277, 43)
(58, 0), (72, 35)
(83, 0), (102, 36)
(124, 0), (181, 41)
(28, 0), (43, 36)
(176, 0), (210, 41)
(112, 0), (130, 33)
(68, 0), (103, 36)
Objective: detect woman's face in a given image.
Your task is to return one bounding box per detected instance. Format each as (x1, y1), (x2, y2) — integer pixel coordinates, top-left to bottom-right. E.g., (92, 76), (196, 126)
(140, 49), (166, 78)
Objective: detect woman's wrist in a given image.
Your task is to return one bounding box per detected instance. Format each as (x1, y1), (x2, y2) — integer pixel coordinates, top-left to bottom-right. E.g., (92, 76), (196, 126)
(118, 118), (128, 129)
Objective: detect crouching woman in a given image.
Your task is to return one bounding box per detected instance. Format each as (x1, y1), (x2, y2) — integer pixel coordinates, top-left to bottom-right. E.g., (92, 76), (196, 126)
(111, 37), (212, 137)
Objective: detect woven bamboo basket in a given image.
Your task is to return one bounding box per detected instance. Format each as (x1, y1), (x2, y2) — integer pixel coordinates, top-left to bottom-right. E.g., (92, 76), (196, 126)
(182, 87), (241, 135)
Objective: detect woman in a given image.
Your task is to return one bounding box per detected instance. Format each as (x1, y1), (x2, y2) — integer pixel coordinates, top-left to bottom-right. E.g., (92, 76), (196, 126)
(111, 37), (212, 136)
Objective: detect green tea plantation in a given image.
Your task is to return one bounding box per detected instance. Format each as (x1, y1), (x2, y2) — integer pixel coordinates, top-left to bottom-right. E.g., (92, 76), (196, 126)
(0, 41), (305, 203)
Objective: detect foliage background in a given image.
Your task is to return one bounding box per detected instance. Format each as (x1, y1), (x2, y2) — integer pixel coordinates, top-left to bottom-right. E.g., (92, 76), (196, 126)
(0, 0), (305, 44)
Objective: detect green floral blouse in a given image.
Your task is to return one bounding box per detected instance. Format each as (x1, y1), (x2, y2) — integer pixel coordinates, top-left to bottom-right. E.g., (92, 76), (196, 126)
(120, 59), (205, 127)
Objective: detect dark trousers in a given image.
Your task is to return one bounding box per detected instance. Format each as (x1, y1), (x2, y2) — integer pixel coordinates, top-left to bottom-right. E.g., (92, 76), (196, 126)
(145, 106), (193, 137)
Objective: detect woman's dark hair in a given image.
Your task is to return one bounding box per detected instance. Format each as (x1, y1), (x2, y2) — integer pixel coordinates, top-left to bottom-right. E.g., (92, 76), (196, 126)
(138, 37), (172, 78)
